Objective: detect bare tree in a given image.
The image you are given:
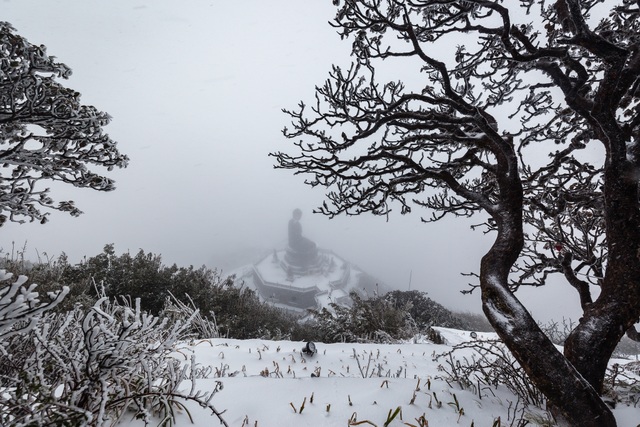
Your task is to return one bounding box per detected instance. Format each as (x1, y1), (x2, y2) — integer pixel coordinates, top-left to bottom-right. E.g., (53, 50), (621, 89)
(0, 22), (128, 226)
(272, 1), (640, 425)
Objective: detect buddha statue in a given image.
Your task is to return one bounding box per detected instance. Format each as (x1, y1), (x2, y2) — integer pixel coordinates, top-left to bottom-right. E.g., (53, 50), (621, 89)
(286, 208), (318, 268)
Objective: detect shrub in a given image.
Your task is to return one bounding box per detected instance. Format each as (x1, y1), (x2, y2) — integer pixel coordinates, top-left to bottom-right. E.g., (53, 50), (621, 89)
(435, 338), (547, 426)
(384, 290), (487, 331)
(0, 276), (227, 426)
(0, 269), (67, 337)
(452, 310), (494, 332)
(302, 290), (492, 344)
(305, 291), (416, 343)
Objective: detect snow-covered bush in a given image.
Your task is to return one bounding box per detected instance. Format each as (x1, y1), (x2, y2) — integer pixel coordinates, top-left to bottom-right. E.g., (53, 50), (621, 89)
(0, 268), (68, 392)
(0, 248), (97, 313)
(603, 362), (640, 409)
(435, 339), (547, 425)
(0, 280), (227, 426)
(161, 293), (220, 340)
(307, 291), (417, 343)
(305, 290), (486, 343)
(0, 269), (68, 338)
(385, 290), (458, 330)
(434, 339), (640, 422)
(452, 310), (494, 332)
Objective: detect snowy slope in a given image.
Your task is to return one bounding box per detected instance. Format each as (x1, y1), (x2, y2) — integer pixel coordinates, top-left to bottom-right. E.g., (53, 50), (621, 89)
(120, 328), (640, 427)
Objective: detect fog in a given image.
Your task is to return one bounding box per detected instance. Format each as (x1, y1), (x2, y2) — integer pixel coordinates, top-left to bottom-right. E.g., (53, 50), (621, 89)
(1, 0), (585, 322)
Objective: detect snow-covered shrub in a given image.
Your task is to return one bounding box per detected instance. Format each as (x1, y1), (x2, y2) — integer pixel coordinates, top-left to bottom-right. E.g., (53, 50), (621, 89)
(452, 310), (494, 332)
(0, 289), (227, 426)
(0, 268), (67, 338)
(161, 292), (220, 339)
(436, 334), (640, 423)
(0, 248), (97, 313)
(538, 318), (576, 346)
(604, 362), (640, 408)
(305, 290), (487, 344)
(613, 337), (640, 358)
(307, 291), (417, 343)
(0, 268), (68, 389)
(435, 339), (547, 425)
(386, 291), (494, 333)
(385, 290), (468, 331)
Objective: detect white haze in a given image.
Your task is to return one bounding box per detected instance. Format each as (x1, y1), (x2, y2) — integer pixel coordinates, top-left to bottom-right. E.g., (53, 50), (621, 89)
(1, 0), (585, 322)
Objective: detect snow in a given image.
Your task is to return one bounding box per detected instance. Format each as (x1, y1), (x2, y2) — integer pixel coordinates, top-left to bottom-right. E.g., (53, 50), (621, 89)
(117, 328), (639, 427)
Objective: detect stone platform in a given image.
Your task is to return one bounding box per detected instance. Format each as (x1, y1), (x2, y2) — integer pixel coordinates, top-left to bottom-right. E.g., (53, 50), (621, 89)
(251, 248), (358, 311)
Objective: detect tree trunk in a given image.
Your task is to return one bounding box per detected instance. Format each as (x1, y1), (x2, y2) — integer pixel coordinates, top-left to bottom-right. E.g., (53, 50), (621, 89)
(564, 153), (640, 393)
(481, 191), (616, 426)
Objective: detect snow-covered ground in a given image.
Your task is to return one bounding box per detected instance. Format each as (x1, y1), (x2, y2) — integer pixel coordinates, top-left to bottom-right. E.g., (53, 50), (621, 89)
(121, 328), (639, 426)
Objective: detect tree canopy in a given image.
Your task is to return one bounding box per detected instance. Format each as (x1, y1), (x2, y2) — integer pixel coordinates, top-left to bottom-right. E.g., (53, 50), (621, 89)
(0, 22), (128, 226)
(273, 1), (640, 425)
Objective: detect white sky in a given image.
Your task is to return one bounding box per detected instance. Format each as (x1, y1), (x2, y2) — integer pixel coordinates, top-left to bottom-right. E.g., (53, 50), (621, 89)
(1, 0), (585, 322)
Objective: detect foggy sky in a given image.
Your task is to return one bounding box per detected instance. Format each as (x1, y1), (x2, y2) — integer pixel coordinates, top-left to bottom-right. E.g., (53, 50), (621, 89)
(1, 0), (585, 322)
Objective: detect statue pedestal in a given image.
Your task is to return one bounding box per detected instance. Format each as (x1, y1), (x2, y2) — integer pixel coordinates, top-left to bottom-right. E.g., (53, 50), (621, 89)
(284, 245), (320, 274)
(251, 248), (356, 311)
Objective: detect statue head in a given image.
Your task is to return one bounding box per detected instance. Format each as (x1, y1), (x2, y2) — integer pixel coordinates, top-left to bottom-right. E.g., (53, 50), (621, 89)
(292, 208), (302, 220)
